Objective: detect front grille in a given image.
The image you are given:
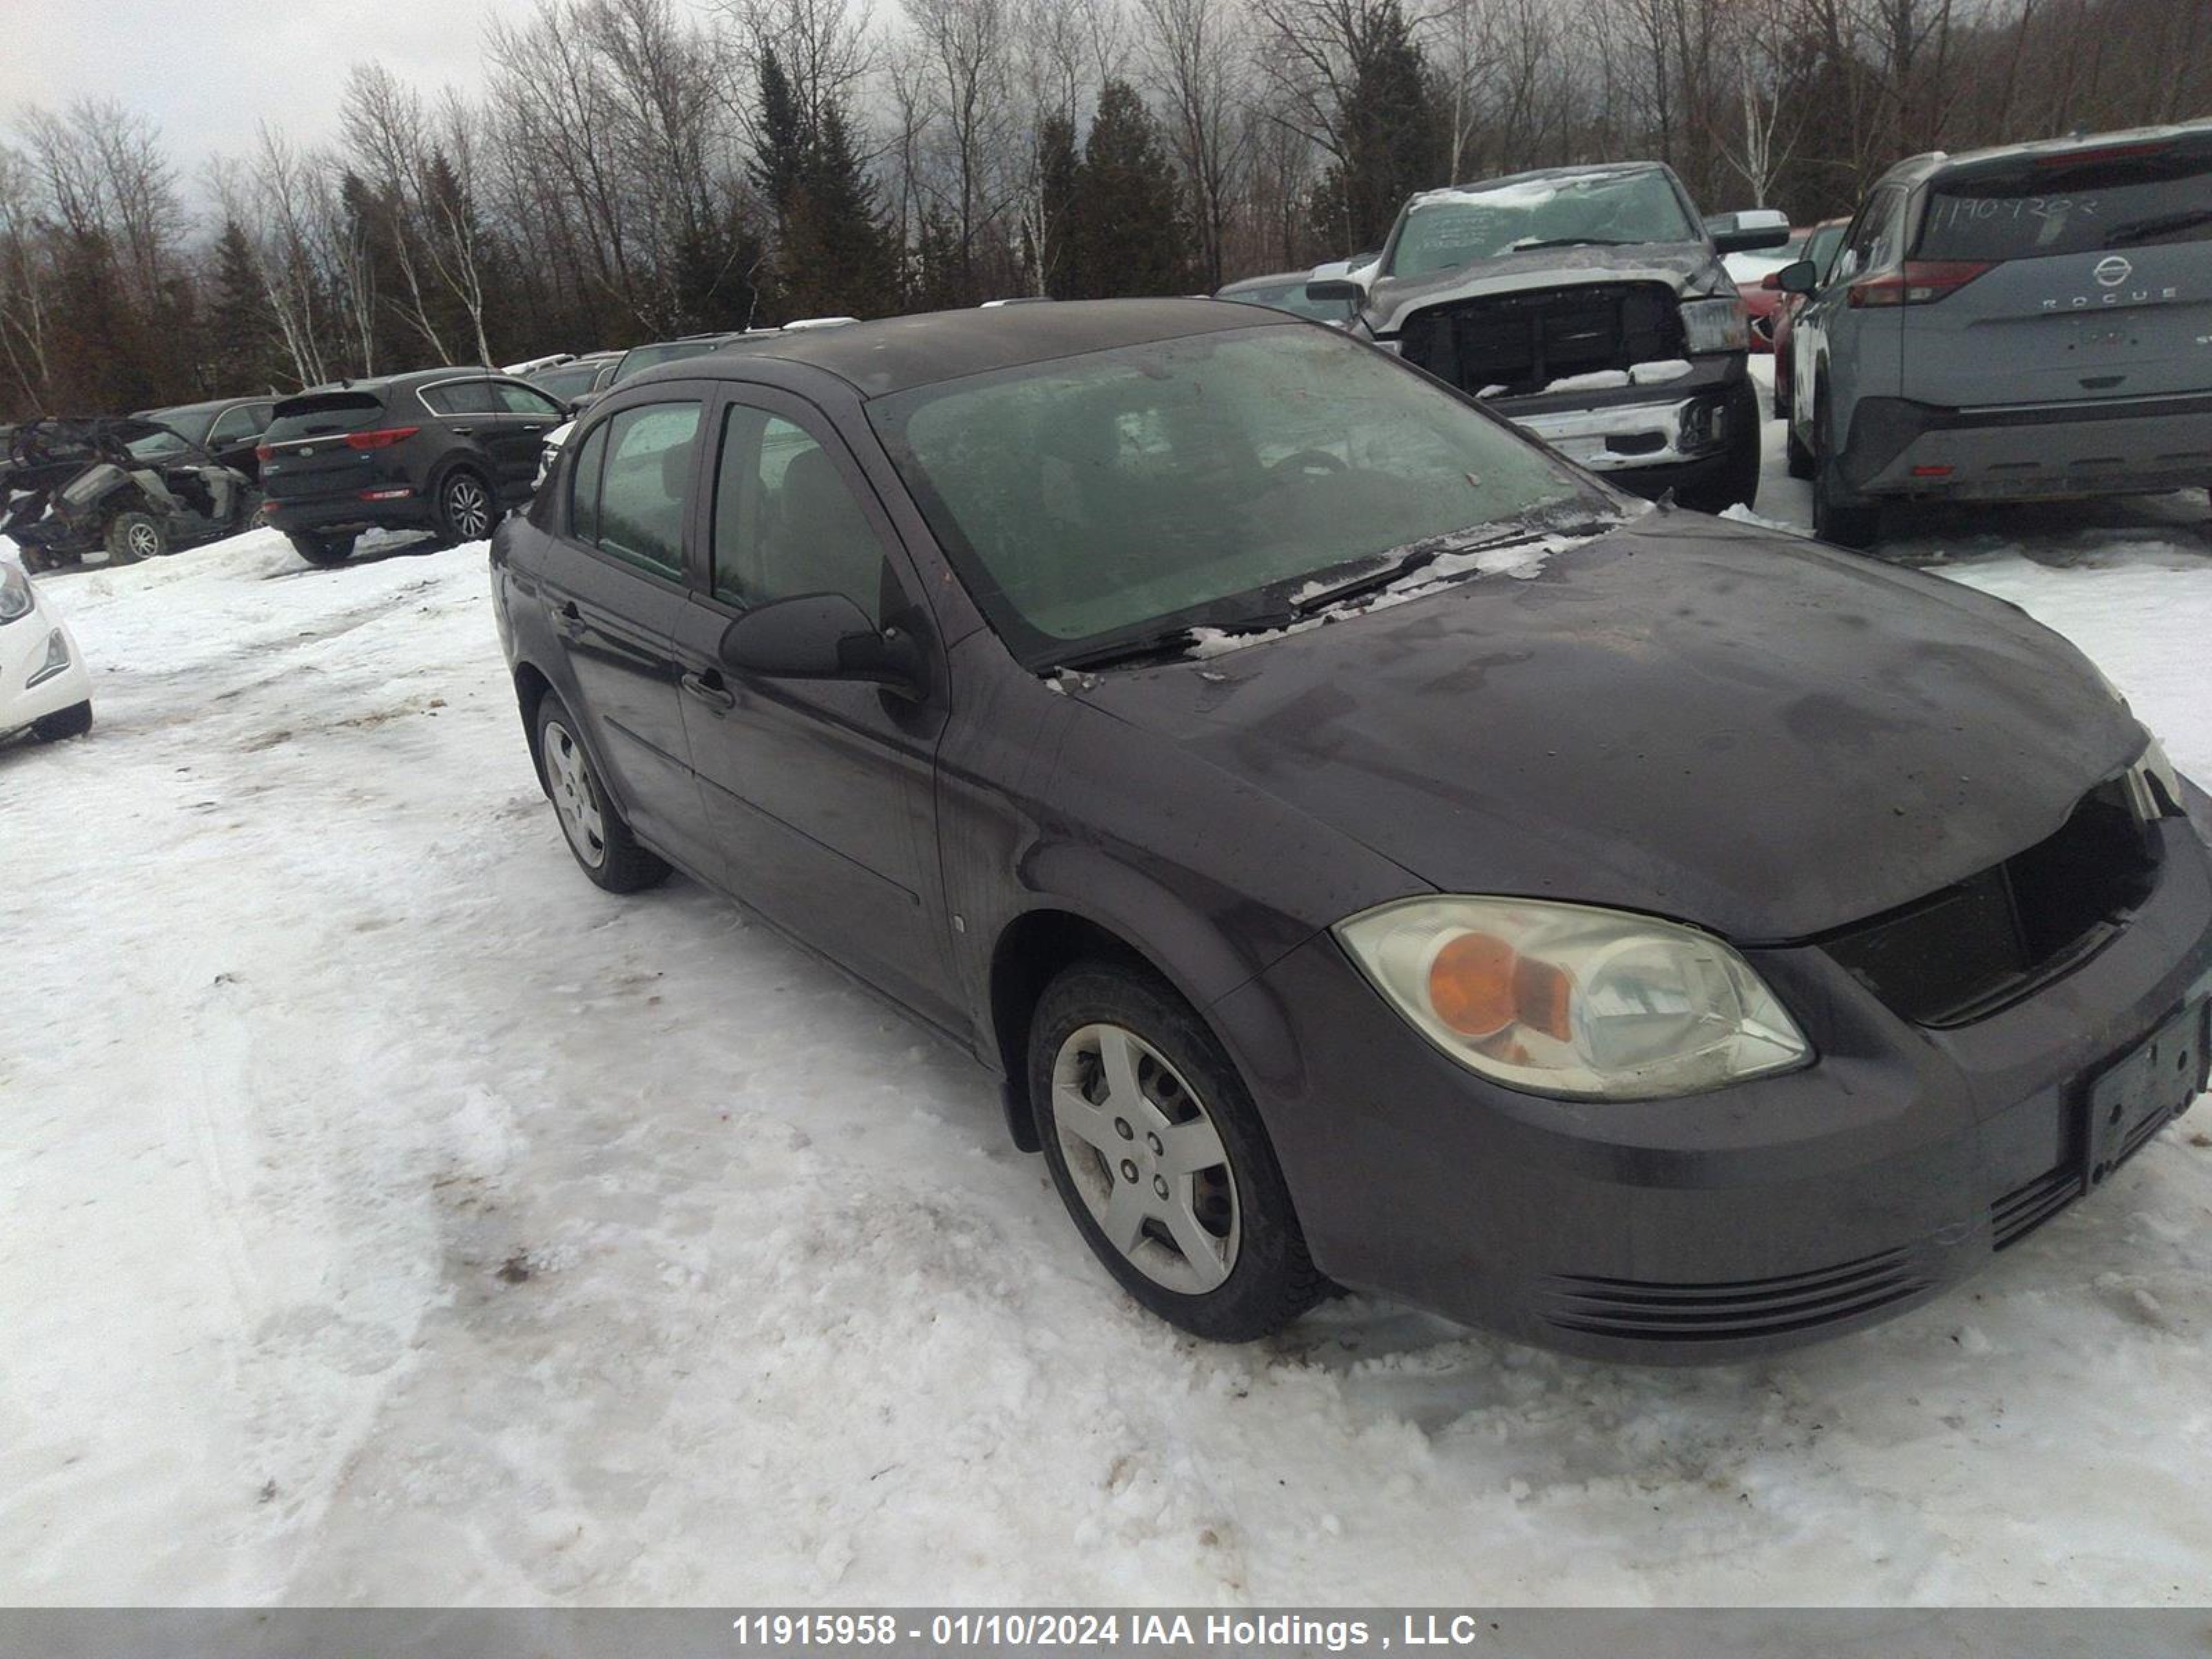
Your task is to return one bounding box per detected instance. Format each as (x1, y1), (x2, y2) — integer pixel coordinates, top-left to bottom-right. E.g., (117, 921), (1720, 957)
(1821, 780), (2156, 1027)
(1398, 283), (1683, 399)
(1541, 1247), (1932, 1343)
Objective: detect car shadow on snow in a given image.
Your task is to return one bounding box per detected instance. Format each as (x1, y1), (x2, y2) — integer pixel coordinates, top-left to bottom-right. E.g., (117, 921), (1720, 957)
(263, 529), (461, 579)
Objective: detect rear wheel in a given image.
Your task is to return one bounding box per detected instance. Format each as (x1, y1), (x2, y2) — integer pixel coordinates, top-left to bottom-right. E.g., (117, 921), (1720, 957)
(1029, 962), (1322, 1342)
(438, 469), (494, 544)
(32, 700), (93, 742)
(288, 531), (357, 568)
(1785, 417), (1815, 480)
(1811, 384), (1880, 550)
(104, 511), (165, 565)
(534, 695), (668, 893)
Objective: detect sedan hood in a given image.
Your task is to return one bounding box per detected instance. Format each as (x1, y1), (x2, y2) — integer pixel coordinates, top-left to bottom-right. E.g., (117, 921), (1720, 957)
(1362, 241), (1730, 337)
(1076, 512), (2144, 942)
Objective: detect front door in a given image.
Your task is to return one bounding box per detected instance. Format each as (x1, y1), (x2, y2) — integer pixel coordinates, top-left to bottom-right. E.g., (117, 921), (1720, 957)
(672, 391), (961, 1033)
(537, 397), (717, 876)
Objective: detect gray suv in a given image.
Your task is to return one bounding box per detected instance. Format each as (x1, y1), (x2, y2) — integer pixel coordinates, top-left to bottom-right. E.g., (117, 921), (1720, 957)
(1782, 122), (2212, 548)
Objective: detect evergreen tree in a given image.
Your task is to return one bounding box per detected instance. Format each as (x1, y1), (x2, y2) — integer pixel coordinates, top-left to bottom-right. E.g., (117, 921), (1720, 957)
(1311, 0), (1446, 254)
(781, 102), (899, 319)
(750, 48), (809, 232)
(908, 207), (967, 312)
(1062, 82), (1194, 301)
(208, 219), (279, 392)
(1035, 113), (1081, 299)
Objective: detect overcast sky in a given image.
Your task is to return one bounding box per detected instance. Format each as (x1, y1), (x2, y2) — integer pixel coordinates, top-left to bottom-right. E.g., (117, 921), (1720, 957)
(0, 0), (512, 197)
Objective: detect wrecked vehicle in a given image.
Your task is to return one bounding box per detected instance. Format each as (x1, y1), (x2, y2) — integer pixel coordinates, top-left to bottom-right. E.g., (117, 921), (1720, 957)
(1, 418), (257, 571)
(1311, 164), (1787, 514)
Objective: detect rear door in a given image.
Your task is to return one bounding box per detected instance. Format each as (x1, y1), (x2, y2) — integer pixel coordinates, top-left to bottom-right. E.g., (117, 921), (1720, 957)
(489, 380), (567, 500)
(1900, 134), (2212, 408)
(536, 397), (718, 875)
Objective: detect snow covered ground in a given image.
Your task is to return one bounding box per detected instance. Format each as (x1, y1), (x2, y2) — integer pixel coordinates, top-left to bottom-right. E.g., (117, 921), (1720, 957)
(3, 388), (2209, 1607)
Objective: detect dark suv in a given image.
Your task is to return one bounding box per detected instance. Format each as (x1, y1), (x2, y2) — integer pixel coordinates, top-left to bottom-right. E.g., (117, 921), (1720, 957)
(259, 369), (570, 565)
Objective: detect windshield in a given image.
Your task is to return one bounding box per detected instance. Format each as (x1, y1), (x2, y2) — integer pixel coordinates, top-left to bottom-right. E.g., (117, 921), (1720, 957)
(1388, 170), (1699, 279)
(124, 425), (193, 462)
(1918, 140), (2212, 260)
(869, 324), (1594, 665)
(613, 339), (726, 384)
(1217, 280), (1353, 324)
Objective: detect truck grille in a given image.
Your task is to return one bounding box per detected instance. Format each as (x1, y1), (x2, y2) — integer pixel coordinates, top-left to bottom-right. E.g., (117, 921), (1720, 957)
(1398, 283), (1683, 398)
(1820, 780), (2155, 1028)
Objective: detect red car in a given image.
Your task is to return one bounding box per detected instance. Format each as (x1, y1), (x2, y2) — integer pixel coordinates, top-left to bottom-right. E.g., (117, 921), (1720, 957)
(1766, 218), (1848, 419)
(1731, 230), (1808, 355)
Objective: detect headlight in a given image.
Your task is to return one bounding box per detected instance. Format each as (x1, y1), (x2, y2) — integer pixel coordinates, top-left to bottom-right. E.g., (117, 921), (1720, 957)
(1680, 296), (1750, 354)
(0, 561), (32, 624)
(1334, 896), (1810, 1100)
(26, 628), (72, 687)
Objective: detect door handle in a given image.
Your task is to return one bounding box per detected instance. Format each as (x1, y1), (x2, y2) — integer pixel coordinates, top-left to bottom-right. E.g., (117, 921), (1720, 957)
(682, 668), (735, 711)
(451, 424), (476, 435)
(554, 599), (584, 639)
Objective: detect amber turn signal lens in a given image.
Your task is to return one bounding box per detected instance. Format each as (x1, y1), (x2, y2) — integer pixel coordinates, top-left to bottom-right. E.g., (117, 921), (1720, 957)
(1427, 931), (1519, 1037)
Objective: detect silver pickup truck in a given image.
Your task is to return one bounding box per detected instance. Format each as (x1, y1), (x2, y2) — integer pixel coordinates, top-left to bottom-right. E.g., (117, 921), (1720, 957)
(1311, 163), (1785, 514)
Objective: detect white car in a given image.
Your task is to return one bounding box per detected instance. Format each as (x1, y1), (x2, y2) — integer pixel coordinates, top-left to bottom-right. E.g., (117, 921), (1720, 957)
(1, 547), (93, 743)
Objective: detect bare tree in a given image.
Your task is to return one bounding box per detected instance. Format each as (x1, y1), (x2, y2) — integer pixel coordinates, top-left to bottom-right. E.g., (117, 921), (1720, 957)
(1135, 0), (1248, 287)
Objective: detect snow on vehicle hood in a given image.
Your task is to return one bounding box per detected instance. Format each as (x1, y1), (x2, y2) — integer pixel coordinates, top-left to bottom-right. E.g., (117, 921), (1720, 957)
(1072, 510), (2146, 943)
(1360, 241), (1733, 337)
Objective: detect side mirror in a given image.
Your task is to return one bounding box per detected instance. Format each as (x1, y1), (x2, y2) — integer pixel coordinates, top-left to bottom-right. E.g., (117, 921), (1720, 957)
(1709, 208), (1792, 253)
(1305, 276), (1367, 306)
(1776, 259), (1819, 295)
(718, 592), (924, 695)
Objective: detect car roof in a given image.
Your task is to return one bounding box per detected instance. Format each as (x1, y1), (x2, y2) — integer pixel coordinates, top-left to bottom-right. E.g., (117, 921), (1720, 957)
(136, 395), (268, 420)
(653, 299), (1276, 399)
(1880, 119), (2212, 188)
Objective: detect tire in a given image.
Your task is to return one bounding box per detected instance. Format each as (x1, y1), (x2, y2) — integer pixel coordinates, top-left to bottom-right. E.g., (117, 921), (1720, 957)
(1811, 383), (1881, 550)
(534, 695), (668, 894)
(104, 511), (165, 565)
(1676, 416), (1761, 516)
(437, 468), (495, 545)
(1785, 417), (1815, 480)
(288, 531), (357, 568)
(32, 700), (93, 742)
(1772, 359), (1792, 424)
(1029, 962), (1322, 1342)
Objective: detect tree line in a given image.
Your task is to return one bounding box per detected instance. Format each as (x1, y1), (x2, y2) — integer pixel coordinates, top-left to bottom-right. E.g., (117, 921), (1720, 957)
(1, 0), (2204, 420)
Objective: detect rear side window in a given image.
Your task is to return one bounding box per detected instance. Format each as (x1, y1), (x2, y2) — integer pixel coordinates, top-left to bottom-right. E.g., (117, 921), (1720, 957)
(593, 403), (701, 577)
(207, 405), (261, 445)
(420, 379), (500, 416)
(1918, 143), (2212, 261)
(494, 382), (564, 419)
(263, 393), (384, 442)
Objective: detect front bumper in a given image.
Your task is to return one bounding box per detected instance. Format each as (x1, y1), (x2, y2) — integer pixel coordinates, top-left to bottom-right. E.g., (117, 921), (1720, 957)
(0, 606), (92, 733)
(1217, 816), (2212, 1362)
(1843, 391), (2212, 502)
(1488, 360), (1754, 496)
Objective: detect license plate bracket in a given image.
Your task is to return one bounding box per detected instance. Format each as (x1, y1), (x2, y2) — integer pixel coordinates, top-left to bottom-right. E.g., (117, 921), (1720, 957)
(2083, 1000), (2209, 1188)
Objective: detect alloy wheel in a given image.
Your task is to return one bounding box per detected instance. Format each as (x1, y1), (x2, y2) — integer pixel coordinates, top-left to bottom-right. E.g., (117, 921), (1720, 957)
(127, 520), (161, 559)
(445, 475), (491, 540)
(1050, 1023), (1241, 1294)
(543, 718), (607, 868)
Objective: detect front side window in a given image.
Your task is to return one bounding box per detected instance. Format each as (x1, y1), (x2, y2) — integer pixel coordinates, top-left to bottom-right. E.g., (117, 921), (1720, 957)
(592, 403), (700, 576)
(712, 409), (888, 623)
(1388, 170), (1698, 279)
(870, 323), (1594, 663)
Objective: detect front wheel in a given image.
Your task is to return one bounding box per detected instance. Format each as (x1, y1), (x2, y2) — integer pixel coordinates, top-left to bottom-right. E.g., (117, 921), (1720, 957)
(1029, 962), (1322, 1342)
(534, 695), (669, 894)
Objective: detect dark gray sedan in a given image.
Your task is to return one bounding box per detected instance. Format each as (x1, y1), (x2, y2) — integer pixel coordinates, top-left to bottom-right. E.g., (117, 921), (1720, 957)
(489, 299), (2212, 1360)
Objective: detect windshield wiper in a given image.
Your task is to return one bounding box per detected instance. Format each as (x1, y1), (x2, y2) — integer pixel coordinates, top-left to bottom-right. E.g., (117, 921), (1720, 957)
(1508, 236), (1635, 252)
(1044, 601), (1299, 674)
(1291, 525), (1557, 615)
(2105, 208), (2212, 247)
